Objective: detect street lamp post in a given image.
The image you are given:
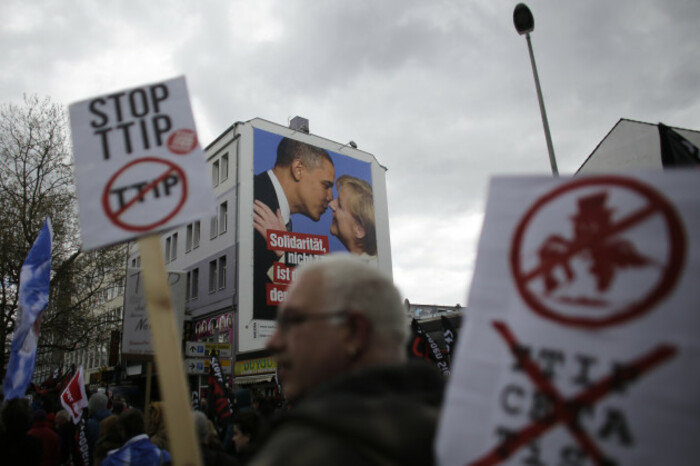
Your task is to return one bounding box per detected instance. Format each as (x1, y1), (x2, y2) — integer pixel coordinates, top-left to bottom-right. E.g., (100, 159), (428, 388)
(514, 3), (559, 176)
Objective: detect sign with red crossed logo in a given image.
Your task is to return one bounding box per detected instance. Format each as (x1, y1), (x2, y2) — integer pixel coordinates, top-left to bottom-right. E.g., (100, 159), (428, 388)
(69, 76), (215, 250)
(437, 171), (700, 466)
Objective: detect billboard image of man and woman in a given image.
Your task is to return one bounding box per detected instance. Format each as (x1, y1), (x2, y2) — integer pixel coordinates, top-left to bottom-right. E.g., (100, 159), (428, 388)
(252, 127), (377, 320)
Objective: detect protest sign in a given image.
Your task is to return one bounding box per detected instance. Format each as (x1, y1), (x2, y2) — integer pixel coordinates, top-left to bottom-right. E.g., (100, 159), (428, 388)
(69, 76), (215, 250)
(437, 171), (700, 466)
(122, 269), (186, 357)
(69, 77), (209, 466)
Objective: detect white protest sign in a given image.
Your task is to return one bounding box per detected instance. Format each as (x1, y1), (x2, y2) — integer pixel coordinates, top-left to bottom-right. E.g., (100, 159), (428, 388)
(121, 269), (187, 357)
(437, 171), (700, 466)
(69, 76), (215, 250)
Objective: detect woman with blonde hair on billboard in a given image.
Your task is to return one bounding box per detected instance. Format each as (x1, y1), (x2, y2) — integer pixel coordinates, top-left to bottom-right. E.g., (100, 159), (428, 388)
(329, 175), (377, 261)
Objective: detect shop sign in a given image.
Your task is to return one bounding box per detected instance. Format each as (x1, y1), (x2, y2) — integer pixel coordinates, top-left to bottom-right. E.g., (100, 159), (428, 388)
(234, 356), (277, 376)
(184, 341), (231, 358)
(185, 357), (232, 375)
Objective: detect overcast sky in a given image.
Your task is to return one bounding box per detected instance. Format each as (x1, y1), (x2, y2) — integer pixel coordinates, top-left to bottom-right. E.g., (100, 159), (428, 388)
(3, 0), (699, 306)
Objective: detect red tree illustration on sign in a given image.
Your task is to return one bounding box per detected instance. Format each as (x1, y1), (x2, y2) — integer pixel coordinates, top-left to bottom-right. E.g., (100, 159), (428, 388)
(538, 192), (652, 294)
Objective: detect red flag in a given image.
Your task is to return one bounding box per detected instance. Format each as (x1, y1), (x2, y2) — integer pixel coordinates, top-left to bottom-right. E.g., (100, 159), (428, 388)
(60, 366), (88, 423)
(56, 364), (76, 394)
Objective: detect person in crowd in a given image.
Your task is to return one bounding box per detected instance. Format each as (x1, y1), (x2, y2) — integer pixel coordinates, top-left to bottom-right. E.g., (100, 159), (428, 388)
(193, 410), (238, 466)
(198, 398), (209, 415)
(252, 395), (276, 421)
(94, 414), (122, 466)
(329, 175), (377, 260)
(102, 409), (171, 466)
(253, 137), (335, 320)
(0, 397), (43, 466)
(111, 394), (127, 415)
(147, 401), (170, 453)
(54, 409), (75, 466)
(28, 408), (60, 466)
(247, 254), (445, 465)
(87, 392), (112, 462)
(232, 411), (265, 463)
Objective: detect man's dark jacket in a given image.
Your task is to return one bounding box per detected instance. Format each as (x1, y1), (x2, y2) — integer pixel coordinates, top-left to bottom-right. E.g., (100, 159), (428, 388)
(247, 361), (445, 466)
(253, 171), (283, 321)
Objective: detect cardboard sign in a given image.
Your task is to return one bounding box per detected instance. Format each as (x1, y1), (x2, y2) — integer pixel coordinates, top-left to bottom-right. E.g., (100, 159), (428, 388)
(69, 76), (215, 250)
(436, 171), (700, 466)
(122, 269), (186, 357)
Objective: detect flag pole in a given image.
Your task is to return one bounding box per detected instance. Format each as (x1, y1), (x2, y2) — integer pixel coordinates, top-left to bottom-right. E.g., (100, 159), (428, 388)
(138, 235), (202, 466)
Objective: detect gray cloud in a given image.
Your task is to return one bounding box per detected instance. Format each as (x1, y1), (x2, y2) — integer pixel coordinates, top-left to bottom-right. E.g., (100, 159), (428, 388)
(2, 0), (699, 305)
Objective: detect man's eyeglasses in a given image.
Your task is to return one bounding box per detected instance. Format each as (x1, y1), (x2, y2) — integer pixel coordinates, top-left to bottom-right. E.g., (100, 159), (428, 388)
(276, 310), (348, 332)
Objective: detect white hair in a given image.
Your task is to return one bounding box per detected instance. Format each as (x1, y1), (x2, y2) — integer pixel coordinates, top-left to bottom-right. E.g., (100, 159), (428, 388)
(192, 411), (210, 445)
(294, 253), (409, 349)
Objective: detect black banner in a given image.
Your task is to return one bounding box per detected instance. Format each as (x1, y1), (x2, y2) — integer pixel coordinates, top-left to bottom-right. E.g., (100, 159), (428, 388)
(410, 319), (451, 376)
(441, 316), (458, 364)
(658, 123), (700, 167)
(73, 408), (90, 466)
(208, 350), (234, 426)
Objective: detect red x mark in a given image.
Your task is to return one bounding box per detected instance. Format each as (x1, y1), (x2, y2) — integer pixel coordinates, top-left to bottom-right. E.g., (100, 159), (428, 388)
(469, 321), (677, 466)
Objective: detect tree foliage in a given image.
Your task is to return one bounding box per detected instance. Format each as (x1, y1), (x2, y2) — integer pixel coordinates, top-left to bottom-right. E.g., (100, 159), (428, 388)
(0, 95), (125, 382)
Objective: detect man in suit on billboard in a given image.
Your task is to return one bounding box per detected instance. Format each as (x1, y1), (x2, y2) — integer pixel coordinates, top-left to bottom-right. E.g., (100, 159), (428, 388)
(253, 137), (335, 320)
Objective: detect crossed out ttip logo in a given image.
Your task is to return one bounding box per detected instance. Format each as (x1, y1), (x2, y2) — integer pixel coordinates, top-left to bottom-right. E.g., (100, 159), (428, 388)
(510, 176), (685, 329)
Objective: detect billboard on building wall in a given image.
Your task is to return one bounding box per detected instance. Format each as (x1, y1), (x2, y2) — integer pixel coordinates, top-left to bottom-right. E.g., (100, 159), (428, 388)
(236, 119), (391, 353)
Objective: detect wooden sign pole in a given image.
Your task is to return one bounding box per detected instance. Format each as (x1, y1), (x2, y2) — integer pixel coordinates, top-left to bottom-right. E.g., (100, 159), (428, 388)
(138, 235), (202, 466)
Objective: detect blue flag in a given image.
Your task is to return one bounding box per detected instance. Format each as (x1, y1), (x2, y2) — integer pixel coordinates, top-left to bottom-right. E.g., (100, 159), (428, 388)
(3, 218), (53, 399)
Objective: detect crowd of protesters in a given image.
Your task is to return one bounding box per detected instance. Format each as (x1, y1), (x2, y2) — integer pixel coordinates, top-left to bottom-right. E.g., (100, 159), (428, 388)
(1, 254), (446, 465)
(0, 385), (273, 466)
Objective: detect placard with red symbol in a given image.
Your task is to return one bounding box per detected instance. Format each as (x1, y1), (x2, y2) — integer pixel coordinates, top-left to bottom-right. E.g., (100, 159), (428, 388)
(437, 171), (700, 466)
(69, 76), (215, 250)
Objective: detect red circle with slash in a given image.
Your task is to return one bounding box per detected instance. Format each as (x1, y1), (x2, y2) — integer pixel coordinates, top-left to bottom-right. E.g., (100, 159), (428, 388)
(101, 157), (188, 232)
(510, 176), (685, 328)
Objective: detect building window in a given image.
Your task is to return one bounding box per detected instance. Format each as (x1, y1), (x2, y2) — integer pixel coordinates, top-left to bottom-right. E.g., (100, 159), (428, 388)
(219, 202), (228, 234)
(218, 256), (227, 290)
(220, 154), (229, 182)
(193, 221), (201, 248)
(165, 237), (172, 262)
(131, 256), (141, 268)
(191, 268), (199, 300)
(186, 271), (191, 301)
(212, 160), (220, 187)
(164, 234), (178, 262)
(186, 224), (193, 253)
(171, 233), (178, 261)
(209, 260), (218, 293)
(210, 216), (218, 240)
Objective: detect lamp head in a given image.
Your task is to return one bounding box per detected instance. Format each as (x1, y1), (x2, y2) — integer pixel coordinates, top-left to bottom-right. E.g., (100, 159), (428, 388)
(514, 3), (534, 35)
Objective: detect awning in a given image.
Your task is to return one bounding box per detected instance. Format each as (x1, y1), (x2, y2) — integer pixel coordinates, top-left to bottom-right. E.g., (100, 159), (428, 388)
(234, 374), (274, 385)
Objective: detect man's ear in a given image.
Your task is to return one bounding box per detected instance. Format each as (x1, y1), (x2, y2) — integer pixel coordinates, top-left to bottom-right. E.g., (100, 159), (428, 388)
(344, 311), (372, 359)
(290, 159), (304, 181)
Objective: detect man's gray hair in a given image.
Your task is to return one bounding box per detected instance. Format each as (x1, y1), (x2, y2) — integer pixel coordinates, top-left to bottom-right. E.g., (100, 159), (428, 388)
(192, 411), (211, 445)
(88, 392), (108, 416)
(296, 253), (409, 348)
